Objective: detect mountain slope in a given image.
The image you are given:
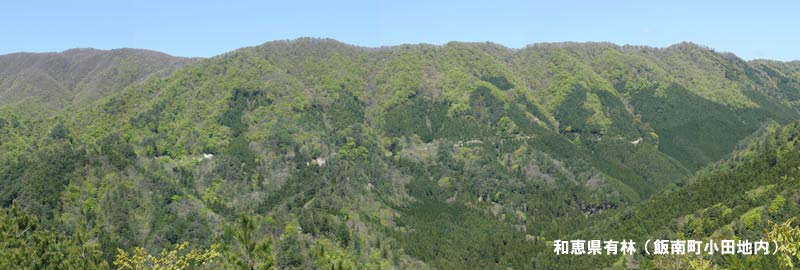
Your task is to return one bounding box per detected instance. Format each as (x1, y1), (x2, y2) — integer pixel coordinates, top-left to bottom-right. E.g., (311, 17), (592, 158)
(0, 48), (196, 113)
(1, 39), (800, 269)
(571, 121), (800, 269)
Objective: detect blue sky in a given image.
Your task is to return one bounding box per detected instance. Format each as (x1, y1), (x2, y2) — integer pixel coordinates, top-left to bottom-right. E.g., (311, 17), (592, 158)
(1, 0), (798, 60)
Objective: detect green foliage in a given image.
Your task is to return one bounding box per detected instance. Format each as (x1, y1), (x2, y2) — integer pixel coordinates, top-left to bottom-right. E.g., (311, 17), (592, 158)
(224, 213), (275, 270)
(329, 94), (365, 131)
(338, 141), (369, 161)
(382, 96), (484, 141)
(218, 89), (272, 137)
(629, 84), (793, 170)
(3, 39), (800, 270)
(49, 121), (71, 140)
(394, 195), (538, 269)
(100, 133), (136, 170)
(741, 207), (765, 229)
(770, 195), (786, 214)
(576, 120), (800, 268)
(12, 140), (85, 219)
(113, 242), (220, 270)
(768, 218), (800, 269)
(648, 255), (720, 270)
(480, 75), (514, 91)
(0, 204), (106, 270)
(276, 222), (305, 269)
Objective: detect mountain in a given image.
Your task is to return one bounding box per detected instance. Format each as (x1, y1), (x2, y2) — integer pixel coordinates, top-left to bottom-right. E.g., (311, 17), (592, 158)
(1, 38), (799, 269)
(570, 120), (800, 269)
(0, 48), (196, 114)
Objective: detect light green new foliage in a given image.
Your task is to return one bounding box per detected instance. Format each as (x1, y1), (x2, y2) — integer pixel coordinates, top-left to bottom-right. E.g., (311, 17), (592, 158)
(4, 39), (800, 270)
(768, 218), (800, 269)
(741, 207), (764, 229)
(583, 92), (612, 133)
(113, 242), (220, 270)
(648, 43), (758, 108)
(770, 195), (787, 214)
(536, 47), (618, 113)
(374, 46), (426, 109)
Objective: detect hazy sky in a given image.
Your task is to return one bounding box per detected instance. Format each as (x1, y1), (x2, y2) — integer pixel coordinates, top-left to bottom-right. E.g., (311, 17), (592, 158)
(2, 0), (798, 60)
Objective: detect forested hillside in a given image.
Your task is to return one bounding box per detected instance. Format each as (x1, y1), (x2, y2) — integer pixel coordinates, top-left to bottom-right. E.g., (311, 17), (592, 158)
(1, 38), (800, 269)
(562, 121), (800, 269)
(0, 48), (195, 114)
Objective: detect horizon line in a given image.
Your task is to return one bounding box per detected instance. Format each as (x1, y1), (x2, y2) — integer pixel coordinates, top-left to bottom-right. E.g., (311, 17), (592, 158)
(2, 38), (797, 63)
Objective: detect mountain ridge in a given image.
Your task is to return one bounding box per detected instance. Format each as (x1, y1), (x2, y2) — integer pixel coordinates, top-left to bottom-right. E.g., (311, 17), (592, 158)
(0, 47), (197, 113)
(2, 38), (800, 269)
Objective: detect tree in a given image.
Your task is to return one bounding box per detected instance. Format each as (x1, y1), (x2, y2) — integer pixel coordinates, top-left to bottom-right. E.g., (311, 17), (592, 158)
(276, 222), (305, 269)
(225, 213), (275, 270)
(113, 242), (220, 270)
(0, 204), (106, 270)
(768, 218), (800, 269)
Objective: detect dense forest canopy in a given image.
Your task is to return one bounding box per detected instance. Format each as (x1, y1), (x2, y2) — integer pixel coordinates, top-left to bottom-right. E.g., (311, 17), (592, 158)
(1, 38), (800, 269)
